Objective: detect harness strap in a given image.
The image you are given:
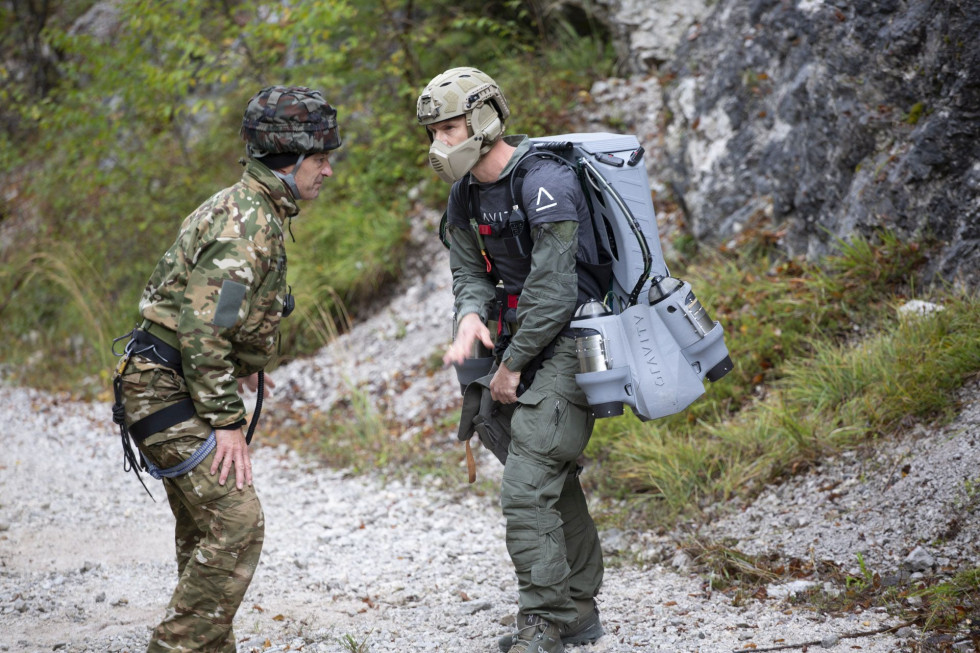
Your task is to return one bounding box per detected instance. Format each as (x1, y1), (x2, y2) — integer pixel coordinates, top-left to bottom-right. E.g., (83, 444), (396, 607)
(245, 371), (263, 445)
(131, 325), (183, 376)
(144, 431), (217, 479)
(130, 322), (263, 444)
(112, 368), (155, 500)
(128, 398), (196, 442)
(469, 218), (493, 273)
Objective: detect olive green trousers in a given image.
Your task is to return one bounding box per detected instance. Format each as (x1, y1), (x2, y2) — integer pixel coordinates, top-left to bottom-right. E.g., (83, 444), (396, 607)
(501, 336), (604, 624)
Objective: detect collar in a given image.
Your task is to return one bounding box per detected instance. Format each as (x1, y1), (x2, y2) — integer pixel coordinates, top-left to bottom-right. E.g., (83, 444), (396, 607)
(498, 135), (532, 179)
(242, 159), (301, 220)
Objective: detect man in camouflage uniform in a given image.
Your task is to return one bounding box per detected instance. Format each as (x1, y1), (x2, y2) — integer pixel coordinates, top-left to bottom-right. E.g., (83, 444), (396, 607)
(417, 68), (607, 653)
(116, 85), (341, 652)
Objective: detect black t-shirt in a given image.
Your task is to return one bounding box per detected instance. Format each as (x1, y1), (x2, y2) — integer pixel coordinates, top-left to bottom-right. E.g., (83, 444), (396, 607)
(446, 147), (608, 302)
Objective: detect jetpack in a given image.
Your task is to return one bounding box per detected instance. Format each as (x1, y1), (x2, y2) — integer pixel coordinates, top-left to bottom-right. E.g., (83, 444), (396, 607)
(531, 133), (733, 421)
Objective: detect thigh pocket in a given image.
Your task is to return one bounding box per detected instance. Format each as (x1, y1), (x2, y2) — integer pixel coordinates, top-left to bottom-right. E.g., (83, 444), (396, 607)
(513, 390), (558, 456)
(514, 391), (593, 462)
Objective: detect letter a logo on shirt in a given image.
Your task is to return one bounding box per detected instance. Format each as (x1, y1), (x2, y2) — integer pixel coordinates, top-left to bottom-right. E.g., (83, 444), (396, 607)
(535, 187), (557, 212)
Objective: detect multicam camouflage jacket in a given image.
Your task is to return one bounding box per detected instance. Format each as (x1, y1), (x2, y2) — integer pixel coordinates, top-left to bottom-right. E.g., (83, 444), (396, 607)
(139, 160), (299, 428)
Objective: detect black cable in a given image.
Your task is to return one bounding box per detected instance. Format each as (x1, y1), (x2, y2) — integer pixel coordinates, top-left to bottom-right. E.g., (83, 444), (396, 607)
(245, 370), (263, 445)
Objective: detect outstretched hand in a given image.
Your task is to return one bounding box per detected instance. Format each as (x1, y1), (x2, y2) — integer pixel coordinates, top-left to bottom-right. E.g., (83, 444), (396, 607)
(444, 313), (494, 366)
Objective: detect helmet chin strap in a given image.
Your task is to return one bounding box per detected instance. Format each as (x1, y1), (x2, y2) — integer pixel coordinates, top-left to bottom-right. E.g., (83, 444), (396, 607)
(272, 152), (306, 199)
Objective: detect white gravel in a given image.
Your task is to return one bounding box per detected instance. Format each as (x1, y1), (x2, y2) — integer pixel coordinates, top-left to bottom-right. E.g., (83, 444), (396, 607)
(2, 211), (978, 653)
(0, 385), (927, 653)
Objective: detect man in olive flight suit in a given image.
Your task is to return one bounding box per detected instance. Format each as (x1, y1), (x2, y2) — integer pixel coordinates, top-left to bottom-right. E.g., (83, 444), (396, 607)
(115, 85), (341, 652)
(417, 67), (608, 653)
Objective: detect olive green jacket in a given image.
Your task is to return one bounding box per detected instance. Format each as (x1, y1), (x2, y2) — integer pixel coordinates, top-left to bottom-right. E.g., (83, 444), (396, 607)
(447, 139), (579, 373)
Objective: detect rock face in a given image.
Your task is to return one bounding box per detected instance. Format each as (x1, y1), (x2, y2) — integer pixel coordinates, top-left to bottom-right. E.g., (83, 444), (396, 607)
(589, 0), (980, 287)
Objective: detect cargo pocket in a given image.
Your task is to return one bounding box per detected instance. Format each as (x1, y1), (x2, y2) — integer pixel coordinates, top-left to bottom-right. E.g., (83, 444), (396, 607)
(512, 389), (559, 457)
(531, 524), (571, 587)
(178, 545), (241, 621)
(513, 390), (592, 462)
(549, 398), (594, 462)
(119, 360), (188, 426)
(121, 357), (186, 403)
(195, 545), (239, 573)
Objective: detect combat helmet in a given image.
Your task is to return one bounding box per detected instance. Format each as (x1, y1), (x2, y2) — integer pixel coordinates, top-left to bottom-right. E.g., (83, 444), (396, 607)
(240, 85), (342, 197)
(417, 67), (510, 183)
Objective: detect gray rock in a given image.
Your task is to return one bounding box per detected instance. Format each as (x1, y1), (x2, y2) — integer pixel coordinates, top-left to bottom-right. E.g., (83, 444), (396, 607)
(592, 0), (980, 288)
(903, 546), (935, 572)
(461, 600), (491, 615)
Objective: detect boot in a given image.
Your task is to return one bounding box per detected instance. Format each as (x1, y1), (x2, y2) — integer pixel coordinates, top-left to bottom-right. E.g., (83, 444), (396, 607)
(505, 613), (564, 653)
(501, 601), (603, 652)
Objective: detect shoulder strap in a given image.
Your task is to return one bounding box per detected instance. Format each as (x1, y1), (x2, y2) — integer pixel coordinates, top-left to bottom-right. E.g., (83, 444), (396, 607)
(509, 149), (609, 259)
(438, 172), (473, 250)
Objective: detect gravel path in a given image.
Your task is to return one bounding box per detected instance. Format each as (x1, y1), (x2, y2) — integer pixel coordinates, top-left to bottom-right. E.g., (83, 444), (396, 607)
(0, 385), (923, 653)
(3, 213), (978, 653)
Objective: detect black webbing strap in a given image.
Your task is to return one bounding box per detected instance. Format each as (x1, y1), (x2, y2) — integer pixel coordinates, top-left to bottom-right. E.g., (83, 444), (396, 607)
(245, 371), (263, 445)
(128, 398), (196, 442)
(517, 329), (572, 392)
(131, 327), (183, 376)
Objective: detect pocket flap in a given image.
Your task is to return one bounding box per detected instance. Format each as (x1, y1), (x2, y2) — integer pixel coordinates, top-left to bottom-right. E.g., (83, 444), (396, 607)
(516, 388), (547, 407)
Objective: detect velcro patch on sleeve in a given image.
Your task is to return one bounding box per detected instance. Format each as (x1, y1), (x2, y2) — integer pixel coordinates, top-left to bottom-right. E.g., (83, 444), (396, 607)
(213, 279), (247, 328)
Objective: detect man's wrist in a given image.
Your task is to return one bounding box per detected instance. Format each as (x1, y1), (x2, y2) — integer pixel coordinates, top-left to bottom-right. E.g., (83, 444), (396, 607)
(501, 355), (522, 373)
(215, 418), (248, 430)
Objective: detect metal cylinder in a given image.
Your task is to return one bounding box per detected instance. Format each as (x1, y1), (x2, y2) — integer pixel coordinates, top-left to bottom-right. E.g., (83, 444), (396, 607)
(576, 332), (608, 373)
(684, 290), (715, 336)
(469, 338), (491, 359)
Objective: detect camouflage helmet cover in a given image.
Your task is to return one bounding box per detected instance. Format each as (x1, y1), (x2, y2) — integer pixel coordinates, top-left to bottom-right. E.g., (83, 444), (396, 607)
(240, 85), (341, 158)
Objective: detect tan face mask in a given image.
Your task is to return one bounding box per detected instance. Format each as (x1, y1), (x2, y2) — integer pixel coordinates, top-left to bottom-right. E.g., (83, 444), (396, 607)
(427, 135), (485, 183)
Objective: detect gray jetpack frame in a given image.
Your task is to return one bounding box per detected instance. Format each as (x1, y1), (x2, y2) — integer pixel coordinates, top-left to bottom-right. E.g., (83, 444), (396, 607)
(530, 132), (733, 421)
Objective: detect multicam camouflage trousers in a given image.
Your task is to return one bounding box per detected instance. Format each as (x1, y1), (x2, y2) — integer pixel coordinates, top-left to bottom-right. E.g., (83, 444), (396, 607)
(119, 355), (265, 653)
(501, 336), (604, 625)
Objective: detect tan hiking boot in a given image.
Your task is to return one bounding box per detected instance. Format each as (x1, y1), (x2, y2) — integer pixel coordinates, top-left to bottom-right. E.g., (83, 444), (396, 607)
(505, 613), (564, 653)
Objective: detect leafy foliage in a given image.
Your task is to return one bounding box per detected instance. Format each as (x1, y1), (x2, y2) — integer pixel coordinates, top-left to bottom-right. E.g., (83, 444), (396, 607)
(0, 0), (613, 392)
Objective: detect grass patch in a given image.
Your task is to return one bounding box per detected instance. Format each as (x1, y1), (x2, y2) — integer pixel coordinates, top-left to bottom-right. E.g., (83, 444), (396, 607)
(260, 381), (493, 494)
(0, 245), (117, 395)
(912, 567), (980, 631)
(682, 543), (980, 645)
(586, 230), (980, 523)
(781, 558), (980, 647)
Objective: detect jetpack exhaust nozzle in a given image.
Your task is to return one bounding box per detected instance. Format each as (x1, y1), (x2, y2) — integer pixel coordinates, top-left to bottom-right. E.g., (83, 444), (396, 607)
(570, 277), (733, 422)
(571, 300), (624, 418)
(648, 275), (733, 383)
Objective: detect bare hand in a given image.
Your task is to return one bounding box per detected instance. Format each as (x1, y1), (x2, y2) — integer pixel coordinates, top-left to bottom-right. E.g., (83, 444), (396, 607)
(444, 313), (494, 366)
(489, 362), (522, 404)
(237, 372), (275, 399)
(210, 427), (252, 489)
